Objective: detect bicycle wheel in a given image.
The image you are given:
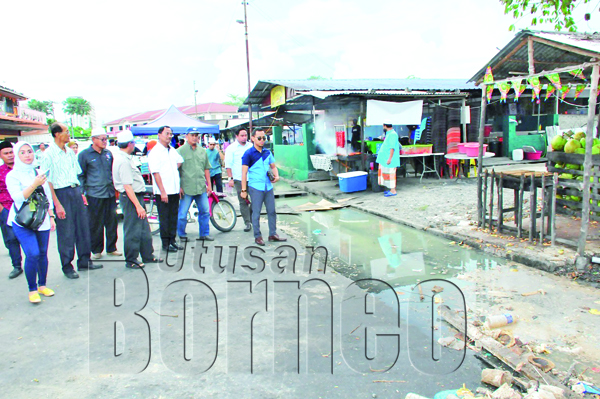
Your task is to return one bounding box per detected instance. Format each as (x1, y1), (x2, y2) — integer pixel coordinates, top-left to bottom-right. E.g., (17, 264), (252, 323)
(144, 195), (161, 236)
(210, 199), (237, 232)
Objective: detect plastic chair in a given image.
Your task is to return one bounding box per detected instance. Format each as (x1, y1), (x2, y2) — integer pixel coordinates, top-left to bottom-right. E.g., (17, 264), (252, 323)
(446, 127), (461, 178)
(413, 118), (429, 142)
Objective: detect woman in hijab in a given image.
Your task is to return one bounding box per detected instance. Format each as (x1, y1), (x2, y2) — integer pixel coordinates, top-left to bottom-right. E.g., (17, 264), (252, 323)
(5, 142), (56, 304)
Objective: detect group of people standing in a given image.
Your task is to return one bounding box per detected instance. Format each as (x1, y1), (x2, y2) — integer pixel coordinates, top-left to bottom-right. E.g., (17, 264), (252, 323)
(0, 123), (287, 304)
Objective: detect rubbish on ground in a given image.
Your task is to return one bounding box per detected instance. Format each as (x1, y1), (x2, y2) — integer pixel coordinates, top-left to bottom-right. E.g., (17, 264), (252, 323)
(434, 296), (444, 304)
(589, 309), (600, 315)
(312, 229), (322, 235)
(492, 330), (516, 347)
(528, 355), (555, 373)
(492, 383), (522, 399)
(537, 385), (565, 399)
(591, 367), (600, 373)
(337, 197), (357, 203)
(418, 284), (424, 301)
(486, 313), (518, 329)
(315, 199), (348, 209)
(487, 291), (512, 298)
(433, 389), (459, 399)
(405, 394), (431, 399)
(481, 368), (513, 388)
(531, 344), (552, 355)
(294, 202), (333, 212)
(571, 382), (600, 395)
(438, 337), (464, 351)
(432, 285), (444, 293)
(521, 289), (546, 297)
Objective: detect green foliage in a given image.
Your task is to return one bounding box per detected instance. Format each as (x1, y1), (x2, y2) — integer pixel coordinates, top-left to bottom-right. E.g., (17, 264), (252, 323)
(71, 126), (91, 138)
(308, 75), (327, 80)
(63, 97), (91, 116)
(46, 118), (56, 126)
(222, 94), (246, 107)
(28, 99), (54, 116)
(501, 0), (591, 31)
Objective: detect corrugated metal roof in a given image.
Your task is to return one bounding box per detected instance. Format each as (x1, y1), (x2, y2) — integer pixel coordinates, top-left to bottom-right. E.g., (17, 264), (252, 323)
(105, 103), (240, 126)
(470, 30), (600, 84)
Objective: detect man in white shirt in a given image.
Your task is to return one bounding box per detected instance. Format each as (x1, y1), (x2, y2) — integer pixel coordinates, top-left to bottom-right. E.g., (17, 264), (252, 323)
(224, 129), (253, 232)
(147, 126), (184, 252)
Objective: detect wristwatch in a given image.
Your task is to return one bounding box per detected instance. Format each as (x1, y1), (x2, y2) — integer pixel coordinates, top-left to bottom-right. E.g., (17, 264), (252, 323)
(241, 189), (247, 193)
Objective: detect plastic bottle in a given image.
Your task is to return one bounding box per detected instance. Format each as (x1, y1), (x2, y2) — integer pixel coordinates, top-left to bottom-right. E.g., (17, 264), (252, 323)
(485, 313), (518, 329)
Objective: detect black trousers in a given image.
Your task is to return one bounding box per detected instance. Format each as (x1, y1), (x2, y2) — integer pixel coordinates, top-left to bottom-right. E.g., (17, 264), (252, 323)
(87, 196), (118, 255)
(55, 186), (92, 272)
(121, 192), (154, 264)
(211, 174), (223, 193)
(155, 194), (180, 248)
(233, 180), (252, 225)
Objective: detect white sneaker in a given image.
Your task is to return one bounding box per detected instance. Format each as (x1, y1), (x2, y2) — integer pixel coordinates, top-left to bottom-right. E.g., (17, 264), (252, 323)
(108, 251), (123, 256)
(92, 253), (103, 260)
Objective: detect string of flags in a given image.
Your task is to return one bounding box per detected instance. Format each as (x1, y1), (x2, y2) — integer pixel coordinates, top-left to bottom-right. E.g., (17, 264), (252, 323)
(483, 66), (593, 103)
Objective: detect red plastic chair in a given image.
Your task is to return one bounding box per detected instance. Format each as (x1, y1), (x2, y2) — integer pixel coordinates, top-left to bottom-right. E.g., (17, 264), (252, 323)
(446, 127), (461, 178)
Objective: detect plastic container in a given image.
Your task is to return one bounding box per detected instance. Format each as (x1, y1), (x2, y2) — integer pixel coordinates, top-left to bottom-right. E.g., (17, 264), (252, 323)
(485, 313), (518, 329)
(464, 143), (488, 157)
(524, 150), (543, 160)
(338, 171), (368, 193)
(458, 143), (467, 154)
(512, 149), (524, 161)
(484, 125), (493, 137)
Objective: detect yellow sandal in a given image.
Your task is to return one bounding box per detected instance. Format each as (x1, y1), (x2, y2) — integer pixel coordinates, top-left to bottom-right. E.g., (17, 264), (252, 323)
(29, 292), (41, 303)
(37, 287), (55, 297)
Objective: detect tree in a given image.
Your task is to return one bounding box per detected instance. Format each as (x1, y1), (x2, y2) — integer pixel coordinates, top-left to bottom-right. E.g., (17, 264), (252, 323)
(63, 97), (92, 116)
(500, 0), (592, 31)
(308, 75), (327, 80)
(223, 94), (246, 107)
(28, 99), (55, 117)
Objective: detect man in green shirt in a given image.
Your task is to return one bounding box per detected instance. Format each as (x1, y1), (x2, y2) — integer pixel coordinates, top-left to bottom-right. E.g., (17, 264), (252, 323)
(177, 127), (213, 241)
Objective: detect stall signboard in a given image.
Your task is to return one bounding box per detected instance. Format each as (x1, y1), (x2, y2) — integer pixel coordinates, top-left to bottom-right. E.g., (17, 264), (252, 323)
(271, 85), (286, 108)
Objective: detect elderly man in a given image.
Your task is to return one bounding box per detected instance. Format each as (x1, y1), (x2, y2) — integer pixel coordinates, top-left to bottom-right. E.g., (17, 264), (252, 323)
(147, 125), (184, 252)
(113, 130), (160, 268)
(240, 129), (287, 246)
(177, 127), (213, 241)
(41, 122), (102, 279)
(224, 129), (253, 232)
(78, 127), (121, 259)
(376, 123), (400, 197)
(206, 137), (224, 193)
(0, 141), (23, 278)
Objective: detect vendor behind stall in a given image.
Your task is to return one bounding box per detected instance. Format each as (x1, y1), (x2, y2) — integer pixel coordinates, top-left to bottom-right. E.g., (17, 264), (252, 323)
(351, 119), (361, 152)
(376, 123), (400, 197)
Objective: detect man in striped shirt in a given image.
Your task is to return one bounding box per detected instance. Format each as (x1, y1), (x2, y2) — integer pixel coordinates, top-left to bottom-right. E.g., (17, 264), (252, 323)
(41, 123), (103, 279)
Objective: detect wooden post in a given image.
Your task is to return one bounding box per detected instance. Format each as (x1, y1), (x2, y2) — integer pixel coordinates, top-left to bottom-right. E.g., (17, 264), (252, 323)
(461, 97), (467, 143)
(551, 173), (558, 246)
(490, 170), (495, 230)
(360, 100), (366, 171)
(518, 174), (525, 238)
(477, 87), (487, 227)
(483, 169), (489, 230)
(527, 36), (536, 75)
(530, 173), (536, 242)
(540, 174), (546, 243)
(579, 63), (600, 256)
(498, 174), (504, 233)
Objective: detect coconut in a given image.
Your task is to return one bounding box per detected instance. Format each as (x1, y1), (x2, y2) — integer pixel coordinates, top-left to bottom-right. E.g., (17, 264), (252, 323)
(573, 132), (586, 141)
(576, 148), (586, 154)
(559, 173), (574, 179)
(593, 145), (600, 155)
(564, 139), (582, 154)
(555, 162), (565, 168)
(551, 135), (567, 151)
(565, 163), (580, 170)
(581, 138), (587, 149)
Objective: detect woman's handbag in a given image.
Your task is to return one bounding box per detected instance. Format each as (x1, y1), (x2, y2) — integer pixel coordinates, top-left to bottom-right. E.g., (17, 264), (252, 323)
(14, 186), (49, 230)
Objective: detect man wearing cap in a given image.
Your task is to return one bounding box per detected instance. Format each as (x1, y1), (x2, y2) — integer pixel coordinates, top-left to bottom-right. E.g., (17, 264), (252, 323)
(0, 141), (23, 278)
(41, 122), (102, 279)
(147, 125), (184, 252)
(78, 127), (121, 260)
(206, 137), (224, 193)
(177, 127), (213, 241)
(113, 130), (161, 268)
(225, 129), (253, 232)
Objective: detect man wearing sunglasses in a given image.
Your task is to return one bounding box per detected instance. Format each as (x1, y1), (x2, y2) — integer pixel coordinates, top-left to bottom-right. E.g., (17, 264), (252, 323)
(240, 129), (287, 246)
(77, 127), (121, 260)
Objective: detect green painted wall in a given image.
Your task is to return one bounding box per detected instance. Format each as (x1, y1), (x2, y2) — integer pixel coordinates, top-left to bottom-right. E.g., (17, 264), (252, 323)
(502, 115), (557, 157)
(272, 123), (316, 181)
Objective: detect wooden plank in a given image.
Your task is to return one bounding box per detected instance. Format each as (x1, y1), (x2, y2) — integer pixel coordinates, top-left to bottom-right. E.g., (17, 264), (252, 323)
(530, 173), (536, 242)
(518, 174), (525, 238)
(490, 60), (599, 86)
(579, 63), (600, 256)
(541, 175), (546, 243)
(483, 170), (489, 230)
(477, 90), (487, 227)
(439, 305), (572, 391)
(498, 174), (504, 233)
(551, 173), (558, 246)
(490, 170), (495, 231)
(527, 36), (536, 75)
(548, 151), (600, 167)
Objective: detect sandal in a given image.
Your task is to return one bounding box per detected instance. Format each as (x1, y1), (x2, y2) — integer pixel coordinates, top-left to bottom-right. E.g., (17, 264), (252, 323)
(125, 262), (145, 269)
(29, 292), (41, 303)
(142, 258), (163, 264)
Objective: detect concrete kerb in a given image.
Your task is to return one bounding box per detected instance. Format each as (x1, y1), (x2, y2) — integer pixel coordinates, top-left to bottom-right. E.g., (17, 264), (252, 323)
(287, 179), (573, 273)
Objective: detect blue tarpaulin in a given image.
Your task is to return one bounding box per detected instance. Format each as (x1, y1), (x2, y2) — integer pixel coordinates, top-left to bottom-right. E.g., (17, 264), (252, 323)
(130, 104), (219, 136)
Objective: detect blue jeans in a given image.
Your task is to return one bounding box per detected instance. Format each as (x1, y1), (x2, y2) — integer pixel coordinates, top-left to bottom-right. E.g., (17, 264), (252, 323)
(12, 224), (50, 292)
(177, 193), (210, 238)
(248, 187), (277, 239)
(0, 208), (22, 267)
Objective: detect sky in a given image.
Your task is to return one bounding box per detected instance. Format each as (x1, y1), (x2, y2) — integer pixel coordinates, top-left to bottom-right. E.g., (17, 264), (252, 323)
(2, 0), (599, 125)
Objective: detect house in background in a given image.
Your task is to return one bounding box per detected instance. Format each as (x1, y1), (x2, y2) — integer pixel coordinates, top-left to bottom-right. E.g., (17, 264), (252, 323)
(0, 85), (50, 143)
(103, 103), (249, 133)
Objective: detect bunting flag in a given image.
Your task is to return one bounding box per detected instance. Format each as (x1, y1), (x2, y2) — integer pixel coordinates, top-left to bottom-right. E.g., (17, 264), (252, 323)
(569, 68), (586, 80)
(528, 76), (542, 101)
(559, 85), (570, 100)
(545, 73), (562, 90)
(499, 82), (511, 102)
(545, 84), (556, 101)
(515, 84), (526, 101)
(483, 66), (494, 103)
(574, 84), (586, 99)
(511, 79), (525, 101)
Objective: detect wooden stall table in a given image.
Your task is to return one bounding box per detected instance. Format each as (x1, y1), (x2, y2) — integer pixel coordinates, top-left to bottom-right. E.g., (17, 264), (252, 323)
(399, 152), (445, 182)
(444, 152), (495, 180)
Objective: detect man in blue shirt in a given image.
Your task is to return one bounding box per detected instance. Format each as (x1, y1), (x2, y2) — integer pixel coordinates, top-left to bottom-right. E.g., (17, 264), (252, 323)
(240, 129), (287, 246)
(206, 137), (224, 193)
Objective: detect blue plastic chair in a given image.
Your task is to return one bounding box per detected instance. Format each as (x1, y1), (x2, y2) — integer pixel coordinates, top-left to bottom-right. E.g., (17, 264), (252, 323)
(413, 118), (428, 142)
